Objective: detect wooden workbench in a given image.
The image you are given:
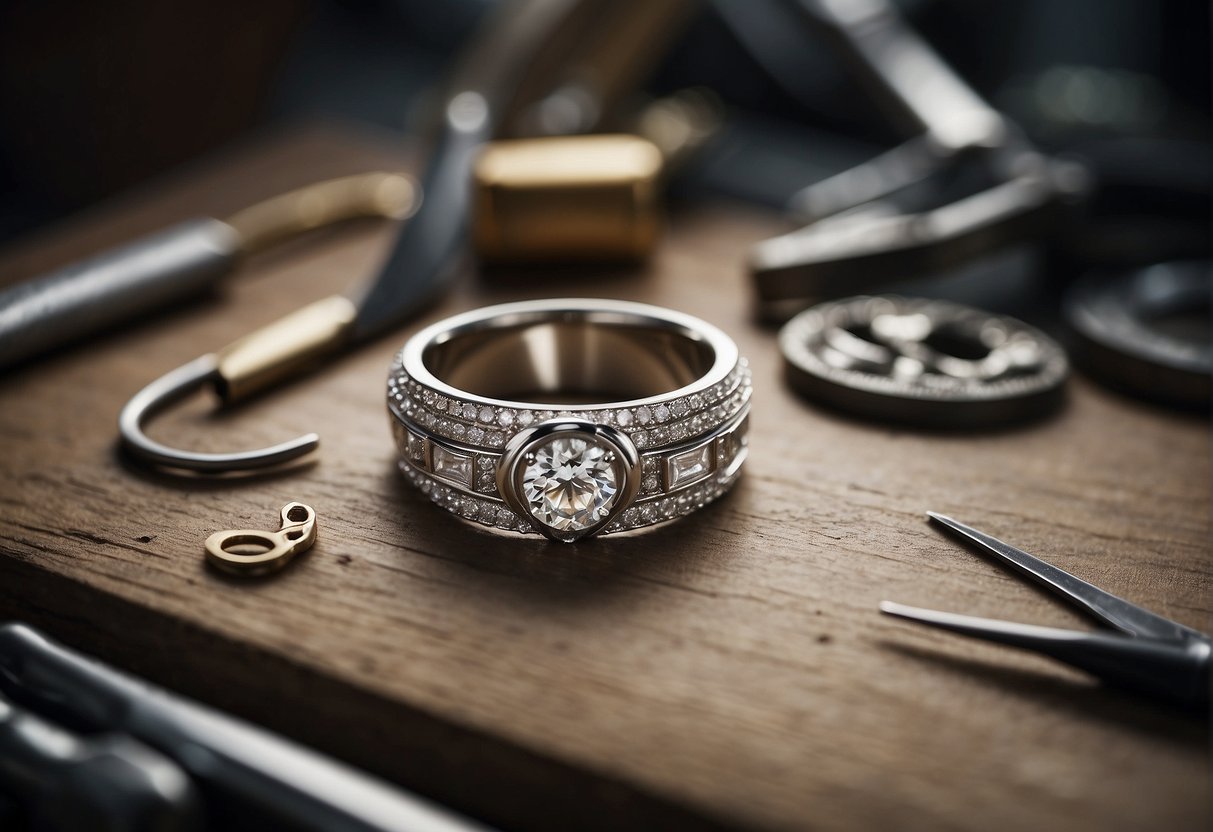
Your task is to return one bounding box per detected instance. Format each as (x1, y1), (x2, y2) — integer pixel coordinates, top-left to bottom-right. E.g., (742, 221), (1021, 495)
(0, 125), (1208, 831)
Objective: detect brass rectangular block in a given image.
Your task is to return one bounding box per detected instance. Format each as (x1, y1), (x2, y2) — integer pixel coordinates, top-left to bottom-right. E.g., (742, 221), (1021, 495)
(473, 134), (663, 262)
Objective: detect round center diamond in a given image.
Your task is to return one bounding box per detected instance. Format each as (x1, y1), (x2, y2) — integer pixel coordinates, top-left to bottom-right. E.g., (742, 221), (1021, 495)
(521, 436), (619, 531)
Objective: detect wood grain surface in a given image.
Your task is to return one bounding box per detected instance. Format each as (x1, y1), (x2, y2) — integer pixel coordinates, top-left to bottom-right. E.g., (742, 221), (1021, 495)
(0, 125), (1208, 832)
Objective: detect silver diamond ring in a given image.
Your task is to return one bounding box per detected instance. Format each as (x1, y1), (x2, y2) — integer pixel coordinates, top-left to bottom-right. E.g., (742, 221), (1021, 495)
(387, 299), (751, 542)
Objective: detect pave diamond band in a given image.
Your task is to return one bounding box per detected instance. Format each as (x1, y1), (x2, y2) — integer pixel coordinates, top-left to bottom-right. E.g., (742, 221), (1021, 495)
(388, 299), (751, 541)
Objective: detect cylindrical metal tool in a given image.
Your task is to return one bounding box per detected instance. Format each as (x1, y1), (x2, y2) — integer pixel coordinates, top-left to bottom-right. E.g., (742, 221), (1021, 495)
(0, 623), (490, 832)
(0, 692), (200, 831)
(0, 220), (238, 370)
(0, 172), (415, 372)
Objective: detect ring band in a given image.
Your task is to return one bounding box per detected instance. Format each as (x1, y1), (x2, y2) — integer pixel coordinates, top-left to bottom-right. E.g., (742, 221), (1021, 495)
(387, 299), (751, 542)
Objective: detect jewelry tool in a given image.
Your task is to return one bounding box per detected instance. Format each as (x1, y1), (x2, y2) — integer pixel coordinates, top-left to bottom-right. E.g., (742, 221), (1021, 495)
(0, 623), (492, 832)
(881, 513), (1211, 709)
(205, 502), (317, 577)
(0, 691), (200, 831)
(119, 0), (694, 474)
(0, 172), (415, 372)
(779, 295), (1068, 428)
(1064, 261), (1211, 409)
(748, 0), (1088, 317)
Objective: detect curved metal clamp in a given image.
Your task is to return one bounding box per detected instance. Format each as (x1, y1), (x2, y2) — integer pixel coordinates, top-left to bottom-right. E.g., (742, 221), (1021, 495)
(205, 502), (318, 577)
(118, 171), (419, 474)
(119, 296), (357, 473)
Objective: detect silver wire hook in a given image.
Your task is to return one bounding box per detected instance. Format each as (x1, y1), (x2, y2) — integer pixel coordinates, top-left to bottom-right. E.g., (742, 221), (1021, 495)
(116, 173), (418, 475)
(118, 354), (320, 473)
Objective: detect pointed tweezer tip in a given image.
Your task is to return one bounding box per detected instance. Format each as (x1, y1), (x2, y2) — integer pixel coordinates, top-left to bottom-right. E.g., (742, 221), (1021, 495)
(926, 512), (966, 531)
(878, 601), (920, 620)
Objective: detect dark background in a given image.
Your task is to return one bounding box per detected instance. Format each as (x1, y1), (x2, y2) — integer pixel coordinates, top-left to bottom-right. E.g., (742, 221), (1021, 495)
(0, 0), (1208, 245)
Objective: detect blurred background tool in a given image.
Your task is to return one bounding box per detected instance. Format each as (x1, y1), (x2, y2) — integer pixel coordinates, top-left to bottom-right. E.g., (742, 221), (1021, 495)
(882, 514), (1212, 709)
(749, 0), (1090, 316)
(0, 691), (201, 832)
(474, 133), (665, 262)
(119, 0), (697, 474)
(0, 172), (415, 372)
(1063, 261), (1211, 409)
(0, 623), (492, 832)
(779, 295), (1068, 428)
(473, 90), (720, 263)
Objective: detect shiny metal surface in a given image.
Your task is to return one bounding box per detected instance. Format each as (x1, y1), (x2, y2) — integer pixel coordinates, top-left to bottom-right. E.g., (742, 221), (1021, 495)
(205, 502), (318, 577)
(1064, 261), (1211, 408)
(225, 171), (417, 254)
(473, 134), (663, 262)
(349, 0), (590, 339)
(391, 298), (750, 540)
(471, 88), (719, 264)
(0, 219), (238, 371)
(119, 297), (357, 471)
(120, 0), (693, 475)
(418, 305), (720, 401)
(0, 173), (416, 374)
(118, 355), (321, 473)
(0, 693), (200, 832)
(753, 163), (1085, 309)
(750, 0), (1089, 315)
(353, 0), (696, 333)
(0, 624), (494, 832)
(215, 295), (358, 401)
(496, 419), (641, 542)
(779, 295), (1068, 428)
(881, 514), (1213, 708)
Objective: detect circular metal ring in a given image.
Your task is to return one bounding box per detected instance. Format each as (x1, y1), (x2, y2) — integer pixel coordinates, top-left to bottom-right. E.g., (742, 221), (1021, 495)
(779, 295), (1068, 428)
(388, 299), (751, 542)
(1064, 261), (1211, 409)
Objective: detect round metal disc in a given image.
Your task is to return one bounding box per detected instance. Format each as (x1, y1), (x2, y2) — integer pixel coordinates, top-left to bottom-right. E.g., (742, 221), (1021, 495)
(1064, 262), (1211, 409)
(779, 295), (1069, 428)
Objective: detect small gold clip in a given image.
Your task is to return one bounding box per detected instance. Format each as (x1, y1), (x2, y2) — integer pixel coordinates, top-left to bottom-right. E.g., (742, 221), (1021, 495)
(205, 502), (317, 577)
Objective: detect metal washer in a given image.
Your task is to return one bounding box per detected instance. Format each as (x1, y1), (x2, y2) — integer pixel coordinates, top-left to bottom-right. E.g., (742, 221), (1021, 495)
(1064, 262), (1211, 409)
(779, 295), (1069, 428)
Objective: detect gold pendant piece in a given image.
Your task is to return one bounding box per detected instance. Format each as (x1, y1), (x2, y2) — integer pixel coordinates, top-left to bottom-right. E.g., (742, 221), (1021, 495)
(204, 502), (317, 577)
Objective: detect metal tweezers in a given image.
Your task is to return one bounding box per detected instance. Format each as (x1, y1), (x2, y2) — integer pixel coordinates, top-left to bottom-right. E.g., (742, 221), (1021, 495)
(882, 513), (1211, 709)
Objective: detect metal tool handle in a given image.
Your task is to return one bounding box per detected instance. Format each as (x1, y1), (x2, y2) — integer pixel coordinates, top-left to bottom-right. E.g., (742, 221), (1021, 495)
(0, 693), (201, 831)
(225, 172), (416, 255)
(797, 0), (1005, 153)
(0, 219), (240, 372)
(0, 624), (492, 832)
(881, 602), (1212, 709)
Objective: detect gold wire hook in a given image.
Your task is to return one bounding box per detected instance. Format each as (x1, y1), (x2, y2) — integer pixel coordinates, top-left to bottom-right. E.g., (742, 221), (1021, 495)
(205, 502), (318, 577)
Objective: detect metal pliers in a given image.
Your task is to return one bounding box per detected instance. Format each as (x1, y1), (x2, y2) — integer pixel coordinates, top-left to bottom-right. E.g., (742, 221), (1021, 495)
(882, 513), (1211, 709)
(750, 0), (1090, 317)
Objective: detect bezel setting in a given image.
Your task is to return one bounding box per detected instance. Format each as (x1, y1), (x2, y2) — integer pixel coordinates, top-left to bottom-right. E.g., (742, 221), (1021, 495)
(388, 299), (751, 541)
(497, 419), (641, 543)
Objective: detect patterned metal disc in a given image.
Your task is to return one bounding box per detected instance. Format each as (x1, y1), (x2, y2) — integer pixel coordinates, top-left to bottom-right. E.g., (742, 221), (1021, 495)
(779, 295), (1069, 428)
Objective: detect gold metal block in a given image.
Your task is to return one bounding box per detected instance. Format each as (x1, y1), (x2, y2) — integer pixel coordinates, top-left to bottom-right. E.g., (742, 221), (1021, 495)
(473, 134), (663, 262)
(216, 295), (356, 402)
